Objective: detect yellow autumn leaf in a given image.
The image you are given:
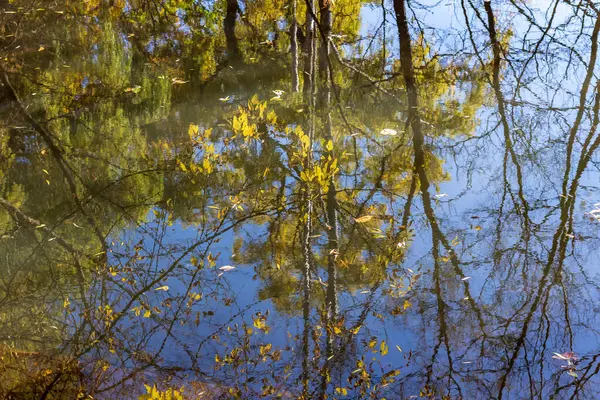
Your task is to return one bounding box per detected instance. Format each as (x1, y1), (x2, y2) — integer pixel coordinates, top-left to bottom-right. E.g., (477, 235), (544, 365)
(188, 124), (199, 138)
(326, 140), (334, 152)
(259, 343), (272, 355)
(380, 340), (389, 356)
(355, 215), (374, 223)
(155, 285), (169, 291)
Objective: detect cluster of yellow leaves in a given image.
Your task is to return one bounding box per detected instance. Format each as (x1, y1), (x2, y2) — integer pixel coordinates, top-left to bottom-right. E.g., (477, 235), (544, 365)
(253, 312), (270, 334)
(367, 338), (388, 356)
(231, 95), (277, 141)
(138, 384), (184, 400)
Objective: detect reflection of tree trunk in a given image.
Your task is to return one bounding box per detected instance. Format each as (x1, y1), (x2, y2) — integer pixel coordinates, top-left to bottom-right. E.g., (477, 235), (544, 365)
(303, 0), (316, 101)
(484, 1), (530, 233)
(318, 0), (332, 86)
(393, 4), (483, 395)
(301, 188), (312, 398)
(224, 0), (240, 62)
(319, 2), (338, 391)
(319, 184), (338, 398)
(290, 0), (299, 92)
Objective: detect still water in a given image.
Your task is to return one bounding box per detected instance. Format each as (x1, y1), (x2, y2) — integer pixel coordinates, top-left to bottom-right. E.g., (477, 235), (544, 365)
(0, 0), (599, 398)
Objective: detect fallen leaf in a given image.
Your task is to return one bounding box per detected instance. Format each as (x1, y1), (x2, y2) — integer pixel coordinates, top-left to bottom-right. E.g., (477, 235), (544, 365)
(219, 265), (236, 272)
(552, 352), (569, 360)
(379, 128), (397, 136)
(355, 215), (374, 223)
(155, 286), (169, 291)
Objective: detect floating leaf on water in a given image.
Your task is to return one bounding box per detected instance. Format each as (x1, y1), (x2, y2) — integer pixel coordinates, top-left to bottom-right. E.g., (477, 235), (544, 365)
(473, 225), (482, 231)
(461, 276), (472, 281)
(379, 128), (398, 136)
(155, 286), (169, 291)
(219, 265), (236, 272)
(38, 46), (45, 51)
(219, 96), (231, 102)
(36, 224), (46, 229)
(552, 352), (569, 360)
(434, 193), (448, 199)
(396, 345), (402, 352)
(171, 78), (188, 84)
(355, 215), (374, 223)
(567, 370), (578, 378)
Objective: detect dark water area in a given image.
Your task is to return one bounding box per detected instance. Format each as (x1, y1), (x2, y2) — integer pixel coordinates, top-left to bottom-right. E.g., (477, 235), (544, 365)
(1, 0), (600, 399)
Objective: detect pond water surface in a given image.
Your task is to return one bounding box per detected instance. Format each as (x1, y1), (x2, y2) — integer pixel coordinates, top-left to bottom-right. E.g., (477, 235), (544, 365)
(0, 0), (600, 399)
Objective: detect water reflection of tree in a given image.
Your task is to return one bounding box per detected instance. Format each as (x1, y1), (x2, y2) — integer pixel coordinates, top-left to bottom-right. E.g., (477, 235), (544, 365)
(2, 0), (600, 398)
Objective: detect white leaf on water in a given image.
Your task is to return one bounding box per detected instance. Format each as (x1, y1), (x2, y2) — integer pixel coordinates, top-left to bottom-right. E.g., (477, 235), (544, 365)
(155, 286), (169, 291)
(552, 352), (569, 360)
(219, 265), (236, 272)
(434, 193), (449, 199)
(461, 276), (472, 281)
(379, 128), (398, 136)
